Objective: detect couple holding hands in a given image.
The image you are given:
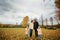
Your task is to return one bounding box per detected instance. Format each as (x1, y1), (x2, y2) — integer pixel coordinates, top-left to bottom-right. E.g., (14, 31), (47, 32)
(25, 19), (42, 40)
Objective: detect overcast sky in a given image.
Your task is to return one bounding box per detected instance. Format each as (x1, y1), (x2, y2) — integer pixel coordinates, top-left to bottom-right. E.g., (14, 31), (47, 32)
(0, 0), (58, 25)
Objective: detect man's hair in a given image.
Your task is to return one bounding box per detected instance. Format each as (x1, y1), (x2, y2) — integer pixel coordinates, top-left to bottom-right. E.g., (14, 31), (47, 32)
(34, 18), (37, 22)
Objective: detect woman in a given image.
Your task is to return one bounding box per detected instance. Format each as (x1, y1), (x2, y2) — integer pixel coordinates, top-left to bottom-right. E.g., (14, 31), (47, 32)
(29, 20), (34, 38)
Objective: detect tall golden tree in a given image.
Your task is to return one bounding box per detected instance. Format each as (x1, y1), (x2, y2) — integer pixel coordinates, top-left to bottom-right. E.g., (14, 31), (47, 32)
(21, 16), (29, 27)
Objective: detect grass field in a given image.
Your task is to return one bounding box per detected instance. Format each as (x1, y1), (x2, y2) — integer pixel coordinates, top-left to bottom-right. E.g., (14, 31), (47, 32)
(0, 28), (60, 40)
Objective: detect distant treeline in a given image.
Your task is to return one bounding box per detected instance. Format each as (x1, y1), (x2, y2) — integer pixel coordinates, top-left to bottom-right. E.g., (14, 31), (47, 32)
(0, 24), (60, 28)
(0, 24), (22, 28)
(41, 24), (60, 28)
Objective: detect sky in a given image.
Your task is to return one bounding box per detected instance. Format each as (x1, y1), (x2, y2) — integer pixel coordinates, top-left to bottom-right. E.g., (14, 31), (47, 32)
(0, 0), (59, 25)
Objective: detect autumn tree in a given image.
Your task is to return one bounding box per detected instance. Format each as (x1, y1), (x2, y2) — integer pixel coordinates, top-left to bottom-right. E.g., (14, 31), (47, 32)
(21, 16), (29, 27)
(55, 0), (60, 9)
(41, 15), (43, 26)
(50, 17), (53, 27)
(45, 18), (48, 26)
(55, 0), (60, 20)
(56, 10), (60, 20)
(54, 15), (59, 24)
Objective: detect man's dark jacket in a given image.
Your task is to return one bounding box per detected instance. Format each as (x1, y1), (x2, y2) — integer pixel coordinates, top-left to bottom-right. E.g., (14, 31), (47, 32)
(34, 21), (39, 30)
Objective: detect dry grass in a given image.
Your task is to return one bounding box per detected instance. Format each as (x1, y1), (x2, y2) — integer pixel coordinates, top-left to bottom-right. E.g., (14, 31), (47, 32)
(0, 28), (60, 40)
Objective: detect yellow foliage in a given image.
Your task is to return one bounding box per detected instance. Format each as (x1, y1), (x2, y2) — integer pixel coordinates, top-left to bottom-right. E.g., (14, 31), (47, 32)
(21, 16), (29, 27)
(55, 0), (60, 20)
(55, 0), (60, 9)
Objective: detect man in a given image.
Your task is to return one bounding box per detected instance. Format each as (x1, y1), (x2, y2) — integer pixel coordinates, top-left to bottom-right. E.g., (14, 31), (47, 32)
(33, 19), (39, 37)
